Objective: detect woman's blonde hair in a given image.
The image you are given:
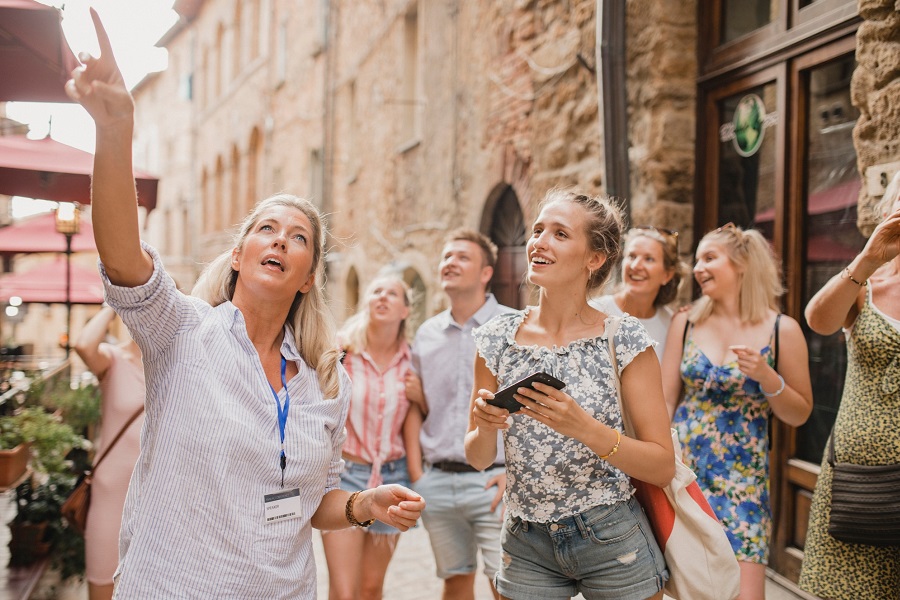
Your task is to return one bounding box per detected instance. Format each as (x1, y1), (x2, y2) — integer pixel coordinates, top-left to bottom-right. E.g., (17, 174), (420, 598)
(539, 188), (624, 295)
(622, 227), (688, 308)
(191, 193), (341, 398)
(689, 225), (784, 325)
(339, 274), (412, 355)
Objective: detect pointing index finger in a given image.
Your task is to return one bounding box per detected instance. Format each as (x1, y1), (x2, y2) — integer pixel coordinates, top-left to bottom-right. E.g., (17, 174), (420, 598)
(90, 7), (116, 61)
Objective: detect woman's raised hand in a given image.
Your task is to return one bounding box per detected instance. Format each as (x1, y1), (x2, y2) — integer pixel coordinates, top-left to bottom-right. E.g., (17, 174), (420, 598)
(65, 8), (133, 127)
(863, 203), (900, 266)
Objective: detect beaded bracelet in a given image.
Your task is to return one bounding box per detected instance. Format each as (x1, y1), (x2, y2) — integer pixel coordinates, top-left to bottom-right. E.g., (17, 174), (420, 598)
(345, 490), (375, 528)
(762, 374), (786, 398)
(842, 267), (867, 287)
(599, 429), (621, 460)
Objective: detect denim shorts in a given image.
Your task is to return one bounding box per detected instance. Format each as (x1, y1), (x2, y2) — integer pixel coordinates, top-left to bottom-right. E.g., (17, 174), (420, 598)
(496, 496), (668, 600)
(411, 464), (505, 579)
(339, 458), (410, 535)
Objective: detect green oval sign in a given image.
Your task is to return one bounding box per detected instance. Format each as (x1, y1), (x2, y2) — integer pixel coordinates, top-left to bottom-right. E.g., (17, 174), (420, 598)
(733, 94), (766, 157)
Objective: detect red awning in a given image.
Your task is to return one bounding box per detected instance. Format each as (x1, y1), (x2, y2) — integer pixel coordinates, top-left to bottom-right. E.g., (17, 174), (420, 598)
(0, 0), (79, 103)
(0, 135), (158, 210)
(806, 234), (860, 263)
(755, 178), (861, 223)
(0, 255), (103, 304)
(0, 211), (96, 255)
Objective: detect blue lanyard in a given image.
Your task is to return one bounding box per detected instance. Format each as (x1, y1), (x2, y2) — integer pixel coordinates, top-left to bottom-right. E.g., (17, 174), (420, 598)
(269, 357), (289, 487)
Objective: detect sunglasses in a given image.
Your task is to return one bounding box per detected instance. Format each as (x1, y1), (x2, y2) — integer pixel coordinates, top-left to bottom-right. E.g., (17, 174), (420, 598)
(633, 225), (679, 252)
(714, 222), (739, 233)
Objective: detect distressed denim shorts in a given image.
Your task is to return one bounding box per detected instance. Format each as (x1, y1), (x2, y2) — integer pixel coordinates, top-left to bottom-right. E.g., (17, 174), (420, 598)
(339, 458), (410, 535)
(496, 496), (668, 600)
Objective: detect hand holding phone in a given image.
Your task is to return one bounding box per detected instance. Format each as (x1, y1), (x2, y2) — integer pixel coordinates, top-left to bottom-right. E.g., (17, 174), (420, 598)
(486, 372), (566, 413)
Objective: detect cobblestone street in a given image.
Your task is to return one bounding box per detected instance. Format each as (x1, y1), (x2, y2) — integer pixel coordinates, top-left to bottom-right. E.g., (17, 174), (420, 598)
(313, 523), (807, 600)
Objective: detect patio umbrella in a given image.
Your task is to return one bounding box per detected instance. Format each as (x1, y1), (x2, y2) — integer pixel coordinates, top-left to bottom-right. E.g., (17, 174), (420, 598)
(0, 0), (79, 103)
(0, 135), (158, 211)
(0, 255), (103, 304)
(0, 211), (95, 255)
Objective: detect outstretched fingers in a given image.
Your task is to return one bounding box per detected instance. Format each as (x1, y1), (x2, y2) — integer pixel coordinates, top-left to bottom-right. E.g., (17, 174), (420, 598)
(90, 7), (116, 62)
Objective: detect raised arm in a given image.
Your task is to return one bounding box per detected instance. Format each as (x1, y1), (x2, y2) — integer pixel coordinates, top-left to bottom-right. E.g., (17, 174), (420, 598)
(65, 9), (152, 287)
(73, 305), (116, 379)
(805, 204), (900, 334)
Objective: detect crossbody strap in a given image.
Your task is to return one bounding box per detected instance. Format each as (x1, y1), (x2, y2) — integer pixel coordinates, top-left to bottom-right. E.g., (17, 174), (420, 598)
(774, 313), (782, 371)
(91, 406), (144, 472)
(605, 316), (635, 438)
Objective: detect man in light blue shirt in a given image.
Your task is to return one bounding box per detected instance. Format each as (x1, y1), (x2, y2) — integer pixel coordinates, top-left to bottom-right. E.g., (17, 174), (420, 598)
(406, 229), (513, 600)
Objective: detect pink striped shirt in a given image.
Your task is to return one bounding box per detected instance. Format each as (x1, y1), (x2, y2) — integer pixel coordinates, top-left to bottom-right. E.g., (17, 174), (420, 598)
(341, 342), (411, 487)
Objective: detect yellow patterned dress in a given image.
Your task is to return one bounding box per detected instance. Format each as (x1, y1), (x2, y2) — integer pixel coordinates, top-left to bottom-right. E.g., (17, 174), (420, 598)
(799, 289), (900, 599)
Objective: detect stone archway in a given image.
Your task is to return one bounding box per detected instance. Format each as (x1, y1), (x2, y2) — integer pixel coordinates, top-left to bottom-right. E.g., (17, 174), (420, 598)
(483, 184), (528, 309)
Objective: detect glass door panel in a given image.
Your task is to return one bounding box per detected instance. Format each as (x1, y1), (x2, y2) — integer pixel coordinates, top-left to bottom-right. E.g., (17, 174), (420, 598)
(717, 81), (779, 233)
(796, 54), (863, 464)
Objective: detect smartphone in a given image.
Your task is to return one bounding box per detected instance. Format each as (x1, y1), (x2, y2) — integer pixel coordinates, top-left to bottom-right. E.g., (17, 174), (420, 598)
(486, 372), (566, 413)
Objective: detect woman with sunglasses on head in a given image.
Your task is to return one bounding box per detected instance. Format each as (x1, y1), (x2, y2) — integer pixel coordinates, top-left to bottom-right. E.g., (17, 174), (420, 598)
(661, 224), (813, 600)
(66, 10), (423, 598)
(589, 226), (687, 363)
(466, 189), (675, 600)
(798, 171), (900, 600)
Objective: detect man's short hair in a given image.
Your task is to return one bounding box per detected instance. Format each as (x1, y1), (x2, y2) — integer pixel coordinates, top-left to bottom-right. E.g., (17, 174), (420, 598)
(443, 228), (499, 269)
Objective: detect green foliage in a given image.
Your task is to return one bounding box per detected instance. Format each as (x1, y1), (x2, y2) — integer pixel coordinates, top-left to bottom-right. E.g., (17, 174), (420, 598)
(12, 474), (73, 525)
(11, 474), (85, 580)
(0, 415), (25, 449)
(2, 373), (96, 581)
(38, 380), (101, 434)
(0, 407), (85, 475)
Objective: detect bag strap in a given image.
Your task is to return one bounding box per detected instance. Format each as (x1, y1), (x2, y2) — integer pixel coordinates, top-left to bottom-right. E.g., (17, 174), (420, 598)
(774, 313), (782, 371)
(91, 406), (144, 472)
(827, 428), (837, 467)
(605, 316), (635, 438)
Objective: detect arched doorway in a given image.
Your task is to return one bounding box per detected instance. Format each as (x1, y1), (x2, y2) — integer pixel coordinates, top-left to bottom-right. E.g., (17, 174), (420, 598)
(401, 267), (427, 335)
(483, 185), (528, 309)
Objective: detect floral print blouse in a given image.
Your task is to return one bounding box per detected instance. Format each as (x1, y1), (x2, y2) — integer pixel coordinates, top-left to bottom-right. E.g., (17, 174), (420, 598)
(474, 309), (654, 522)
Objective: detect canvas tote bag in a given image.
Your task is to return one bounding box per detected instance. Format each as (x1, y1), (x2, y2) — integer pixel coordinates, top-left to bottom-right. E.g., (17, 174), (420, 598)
(606, 316), (740, 600)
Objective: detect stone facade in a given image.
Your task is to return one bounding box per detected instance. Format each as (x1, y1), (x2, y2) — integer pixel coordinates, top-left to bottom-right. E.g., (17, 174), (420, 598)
(626, 0), (697, 246)
(326, 0), (603, 318)
(134, 0), (895, 318)
(853, 0), (900, 233)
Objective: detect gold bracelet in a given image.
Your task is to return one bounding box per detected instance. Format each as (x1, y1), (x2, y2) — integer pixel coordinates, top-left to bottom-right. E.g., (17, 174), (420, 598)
(345, 490), (375, 528)
(599, 429), (621, 461)
(842, 267), (867, 287)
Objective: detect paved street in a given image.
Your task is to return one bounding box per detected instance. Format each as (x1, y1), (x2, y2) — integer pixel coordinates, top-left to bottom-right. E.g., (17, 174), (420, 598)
(313, 523), (807, 600)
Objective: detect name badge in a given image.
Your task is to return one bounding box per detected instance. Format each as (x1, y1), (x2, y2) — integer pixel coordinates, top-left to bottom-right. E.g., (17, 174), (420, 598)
(264, 488), (302, 524)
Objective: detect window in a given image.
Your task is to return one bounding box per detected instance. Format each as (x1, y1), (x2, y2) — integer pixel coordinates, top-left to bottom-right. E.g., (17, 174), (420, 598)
(400, 5), (420, 144)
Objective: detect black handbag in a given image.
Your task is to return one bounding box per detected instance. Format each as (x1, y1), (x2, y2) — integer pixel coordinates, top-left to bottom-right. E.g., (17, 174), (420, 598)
(827, 433), (900, 547)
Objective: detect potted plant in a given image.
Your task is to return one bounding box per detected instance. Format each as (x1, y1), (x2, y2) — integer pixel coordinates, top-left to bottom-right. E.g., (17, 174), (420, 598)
(2, 406), (84, 475)
(0, 416), (30, 488)
(8, 475), (74, 565)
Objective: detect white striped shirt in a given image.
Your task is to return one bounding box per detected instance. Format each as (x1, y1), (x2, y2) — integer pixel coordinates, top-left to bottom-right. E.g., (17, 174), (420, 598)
(103, 243), (350, 599)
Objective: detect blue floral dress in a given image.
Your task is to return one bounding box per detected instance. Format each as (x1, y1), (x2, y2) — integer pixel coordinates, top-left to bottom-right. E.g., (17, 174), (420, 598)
(672, 322), (776, 563)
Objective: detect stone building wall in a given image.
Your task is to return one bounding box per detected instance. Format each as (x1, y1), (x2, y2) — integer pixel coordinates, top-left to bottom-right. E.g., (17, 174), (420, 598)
(327, 0), (603, 317)
(137, 0), (329, 280)
(625, 0), (698, 247)
(852, 0), (900, 234)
